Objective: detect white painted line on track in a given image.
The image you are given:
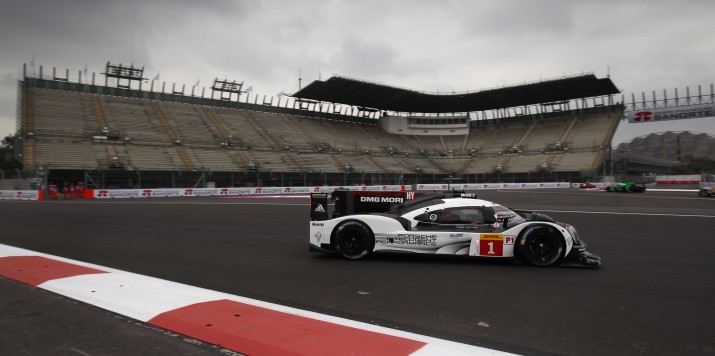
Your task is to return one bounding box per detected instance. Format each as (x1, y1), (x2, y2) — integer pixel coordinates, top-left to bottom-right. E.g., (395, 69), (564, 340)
(527, 209), (715, 218)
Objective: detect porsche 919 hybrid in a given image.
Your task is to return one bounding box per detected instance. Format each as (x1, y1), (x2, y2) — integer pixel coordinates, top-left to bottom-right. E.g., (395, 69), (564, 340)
(309, 191), (601, 268)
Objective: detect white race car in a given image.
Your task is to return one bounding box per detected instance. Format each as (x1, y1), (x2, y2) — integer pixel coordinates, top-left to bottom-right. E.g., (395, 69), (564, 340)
(309, 191), (601, 268)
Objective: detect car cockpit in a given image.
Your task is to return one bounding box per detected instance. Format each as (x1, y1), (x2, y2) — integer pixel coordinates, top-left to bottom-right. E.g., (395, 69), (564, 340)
(413, 206), (499, 231)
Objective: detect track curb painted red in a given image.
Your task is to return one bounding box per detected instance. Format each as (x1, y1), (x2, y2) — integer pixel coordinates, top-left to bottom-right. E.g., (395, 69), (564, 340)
(0, 244), (515, 355)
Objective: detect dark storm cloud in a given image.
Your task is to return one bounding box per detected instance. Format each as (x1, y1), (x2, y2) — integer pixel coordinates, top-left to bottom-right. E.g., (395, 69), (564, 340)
(457, 0), (576, 37)
(0, 73), (16, 88)
(0, 0), (713, 141)
(328, 37), (434, 80)
(2, 2), (199, 43)
(0, 1), (254, 68)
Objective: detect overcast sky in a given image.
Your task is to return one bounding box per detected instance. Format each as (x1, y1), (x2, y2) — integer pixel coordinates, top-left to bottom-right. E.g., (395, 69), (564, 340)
(1, 0), (712, 145)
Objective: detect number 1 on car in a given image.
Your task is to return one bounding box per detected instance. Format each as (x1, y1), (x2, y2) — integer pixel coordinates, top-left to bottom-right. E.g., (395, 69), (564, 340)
(479, 234), (504, 256)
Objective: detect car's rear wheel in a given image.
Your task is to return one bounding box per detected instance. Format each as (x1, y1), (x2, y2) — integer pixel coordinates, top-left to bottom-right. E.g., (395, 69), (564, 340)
(700, 189), (711, 197)
(333, 220), (374, 260)
(516, 224), (565, 266)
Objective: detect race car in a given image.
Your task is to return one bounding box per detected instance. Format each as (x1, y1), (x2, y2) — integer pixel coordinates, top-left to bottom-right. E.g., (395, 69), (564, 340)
(699, 186), (715, 197)
(309, 191), (601, 268)
(605, 182), (646, 193)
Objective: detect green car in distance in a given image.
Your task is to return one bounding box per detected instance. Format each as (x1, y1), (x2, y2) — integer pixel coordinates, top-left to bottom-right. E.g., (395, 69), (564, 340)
(605, 182), (646, 193)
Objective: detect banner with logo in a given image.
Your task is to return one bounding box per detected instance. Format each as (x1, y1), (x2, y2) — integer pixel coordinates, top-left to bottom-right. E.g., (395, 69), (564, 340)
(0, 183), (570, 200)
(0, 190), (40, 200)
(90, 185), (410, 199)
(416, 182), (570, 191)
(626, 104), (715, 123)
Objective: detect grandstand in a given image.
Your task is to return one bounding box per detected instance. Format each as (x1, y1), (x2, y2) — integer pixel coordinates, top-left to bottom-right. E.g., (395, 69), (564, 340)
(13, 63), (623, 189)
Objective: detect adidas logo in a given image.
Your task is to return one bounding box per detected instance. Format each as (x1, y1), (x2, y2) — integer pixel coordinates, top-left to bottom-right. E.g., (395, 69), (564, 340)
(314, 204), (326, 212)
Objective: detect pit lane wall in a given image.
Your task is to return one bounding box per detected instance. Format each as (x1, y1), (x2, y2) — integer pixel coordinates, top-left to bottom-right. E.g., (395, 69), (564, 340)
(1, 182), (572, 201)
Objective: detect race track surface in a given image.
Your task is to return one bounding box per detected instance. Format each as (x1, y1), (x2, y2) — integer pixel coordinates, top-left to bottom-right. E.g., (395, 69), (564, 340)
(1, 189), (714, 355)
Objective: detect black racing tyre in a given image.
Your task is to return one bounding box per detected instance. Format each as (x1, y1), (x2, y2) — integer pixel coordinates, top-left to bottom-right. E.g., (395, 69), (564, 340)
(333, 220), (374, 260)
(515, 224), (565, 266)
(700, 189), (711, 197)
(606, 187), (613, 192)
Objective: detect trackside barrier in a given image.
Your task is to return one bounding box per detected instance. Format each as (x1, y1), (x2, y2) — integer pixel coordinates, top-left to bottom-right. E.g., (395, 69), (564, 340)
(0, 190), (42, 201)
(0, 183), (573, 200)
(88, 185), (410, 199)
(655, 174), (700, 184)
(90, 183), (572, 198)
(416, 182), (571, 190)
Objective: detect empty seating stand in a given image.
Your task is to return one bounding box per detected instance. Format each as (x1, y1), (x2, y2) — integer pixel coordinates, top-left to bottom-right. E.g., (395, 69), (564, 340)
(24, 87), (616, 178)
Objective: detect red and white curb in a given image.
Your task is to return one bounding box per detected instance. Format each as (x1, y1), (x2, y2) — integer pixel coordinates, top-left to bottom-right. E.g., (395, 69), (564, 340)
(0, 244), (515, 356)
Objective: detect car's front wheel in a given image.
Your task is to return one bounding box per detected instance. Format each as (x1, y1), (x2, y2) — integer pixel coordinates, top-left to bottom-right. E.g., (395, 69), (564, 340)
(516, 224), (565, 266)
(333, 220), (374, 260)
(700, 189), (712, 197)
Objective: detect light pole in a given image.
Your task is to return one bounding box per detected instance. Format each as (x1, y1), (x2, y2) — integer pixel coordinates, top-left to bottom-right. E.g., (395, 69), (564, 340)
(344, 162), (351, 185)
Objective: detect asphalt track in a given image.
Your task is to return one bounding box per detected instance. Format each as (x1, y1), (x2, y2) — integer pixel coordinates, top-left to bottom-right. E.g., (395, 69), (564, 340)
(1, 189), (714, 355)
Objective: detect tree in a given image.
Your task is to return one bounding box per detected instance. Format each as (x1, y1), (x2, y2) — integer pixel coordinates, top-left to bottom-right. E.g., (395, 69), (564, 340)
(1, 134), (15, 149)
(0, 134), (21, 169)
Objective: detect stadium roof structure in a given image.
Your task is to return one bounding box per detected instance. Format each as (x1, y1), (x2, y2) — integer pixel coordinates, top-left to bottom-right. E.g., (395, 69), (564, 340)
(292, 74), (620, 113)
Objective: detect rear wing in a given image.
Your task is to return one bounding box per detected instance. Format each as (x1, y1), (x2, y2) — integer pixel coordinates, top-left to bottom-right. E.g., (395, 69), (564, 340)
(310, 191), (415, 221)
(309, 193), (330, 221)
